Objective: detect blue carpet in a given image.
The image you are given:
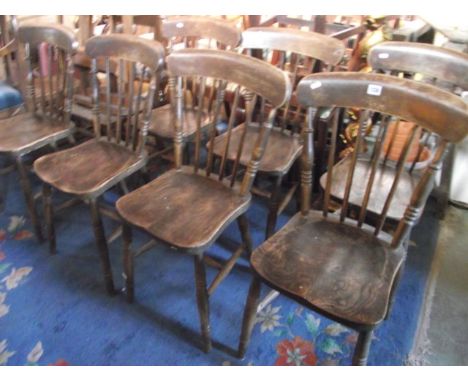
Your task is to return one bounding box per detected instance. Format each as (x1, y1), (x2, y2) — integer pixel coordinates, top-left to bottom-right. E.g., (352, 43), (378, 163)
(0, 169), (439, 366)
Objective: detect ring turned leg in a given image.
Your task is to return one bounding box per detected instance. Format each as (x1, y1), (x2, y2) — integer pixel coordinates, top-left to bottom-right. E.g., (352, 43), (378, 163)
(265, 175), (283, 240)
(123, 223), (134, 303)
(194, 254), (211, 353)
(352, 329), (374, 366)
(238, 275), (262, 359)
(16, 157), (43, 242)
(237, 214), (253, 259)
(43, 183), (56, 254)
(89, 198), (115, 296)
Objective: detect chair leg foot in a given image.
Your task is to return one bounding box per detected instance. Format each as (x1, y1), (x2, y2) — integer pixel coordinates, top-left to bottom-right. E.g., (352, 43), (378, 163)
(265, 175), (283, 240)
(89, 199), (115, 296)
(238, 275), (261, 359)
(43, 183), (56, 254)
(352, 329), (373, 366)
(16, 157), (43, 242)
(194, 254), (211, 353)
(123, 223), (134, 303)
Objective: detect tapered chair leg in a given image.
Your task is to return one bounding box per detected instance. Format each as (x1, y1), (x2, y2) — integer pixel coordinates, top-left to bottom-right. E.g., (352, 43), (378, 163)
(43, 183), (56, 254)
(194, 254), (212, 353)
(122, 223), (134, 303)
(89, 198), (115, 296)
(265, 175), (283, 240)
(238, 275), (262, 359)
(16, 157), (43, 242)
(237, 214), (253, 258)
(352, 329), (374, 366)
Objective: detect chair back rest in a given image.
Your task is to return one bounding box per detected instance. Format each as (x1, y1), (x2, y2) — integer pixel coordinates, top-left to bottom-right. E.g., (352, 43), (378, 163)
(296, 72), (468, 247)
(85, 34), (165, 155)
(163, 16), (241, 50)
(167, 48), (292, 194)
(368, 42), (468, 92)
(241, 27), (345, 129)
(17, 24), (78, 124)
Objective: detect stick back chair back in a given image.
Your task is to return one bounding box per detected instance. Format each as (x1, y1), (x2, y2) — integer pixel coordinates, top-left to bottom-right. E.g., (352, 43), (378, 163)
(238, 72), (468, 365)
(298, 72), (468, 242)
(167, 48), (292, 192)
(368, 41), (468, 218)
(368, 41), (468, 93)
(17, 24), (78, 125)
(163, 16), (241, 52)
(241, 27), (345, 129)
(85, 34), (165, 155)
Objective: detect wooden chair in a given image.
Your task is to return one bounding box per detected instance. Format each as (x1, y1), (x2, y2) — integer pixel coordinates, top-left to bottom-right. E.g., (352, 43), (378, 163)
(210, 27), (345, 239)
(116, 48), (291, 352)
(238, 72), (468, 365)
(322, 42), (468, 227)
(33, 34), (165, 295)
(367, 42), (468, 218)
(0, 24), (78, 240)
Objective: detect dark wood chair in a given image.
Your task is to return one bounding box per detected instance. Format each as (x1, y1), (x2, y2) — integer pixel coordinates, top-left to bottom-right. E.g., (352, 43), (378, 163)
(33, 34), (165, 295)
(368, 41), (468, 218)
(116, 48), (291, 352)
(210, 27), (345, 239)
(238, 72), (468, 365)
(0, 24), (78, 240)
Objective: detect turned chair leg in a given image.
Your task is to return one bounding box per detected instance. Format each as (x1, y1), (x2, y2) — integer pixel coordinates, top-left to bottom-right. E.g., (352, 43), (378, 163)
(122, 223), (134, 303)
(265, 175), (283, 240)
(352, 329), (374, 366)
(194, 254), (212, 353)
(237, 214), (253, 259)
(89, 198), (115, 296)
(16, 157), (43, 242)
(238, 275), (262, 359)
(43, 183), (56, 254)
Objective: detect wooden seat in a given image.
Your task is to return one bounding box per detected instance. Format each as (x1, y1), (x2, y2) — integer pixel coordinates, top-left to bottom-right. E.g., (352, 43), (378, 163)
(119, 48), (292, 353)
(117, 167), (250, 250)
(148, 104), (210, 139)
(238, 72), (468, 365)
(211, 123), (302, 174)
(251, 211), (404, 325)
(320, 157), (419, 221)
(34, 139), (144, 197)
(0, 113), (72, 154)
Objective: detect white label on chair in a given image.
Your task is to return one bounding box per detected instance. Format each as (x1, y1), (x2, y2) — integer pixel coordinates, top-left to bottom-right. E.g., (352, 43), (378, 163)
(367, 84), (382, 96)
(310, 81), (322, 90)
(176, 22), (184, 28)
(378, 52), (390, 59)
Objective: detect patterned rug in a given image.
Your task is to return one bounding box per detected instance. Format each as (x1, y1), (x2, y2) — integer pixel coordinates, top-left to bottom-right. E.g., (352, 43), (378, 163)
(0, 169), (439, 366)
